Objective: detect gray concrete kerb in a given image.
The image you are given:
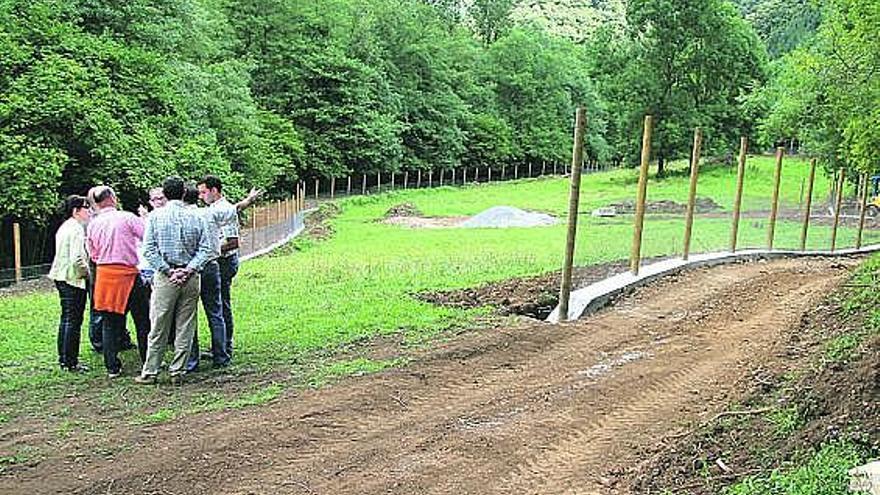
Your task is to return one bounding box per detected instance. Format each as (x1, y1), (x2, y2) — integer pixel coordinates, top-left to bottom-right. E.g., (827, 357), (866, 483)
(547, 244), (880, 323)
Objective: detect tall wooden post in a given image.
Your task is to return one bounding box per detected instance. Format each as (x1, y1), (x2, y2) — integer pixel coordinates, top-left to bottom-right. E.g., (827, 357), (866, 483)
(542, 162), (546, 176)
(528, 163), (533, 177)
(330, 177), (336, 199)
(452, 168), (456, 184)
(417, 170), (422, 188)
(554, 163), (558, 175)
(799, 158), (817, 251)
(514, 164), (519, 179)
(682, 128), (703, 260)
(559, 108), (587, 322)
(362, 174), (367, 195)
(502, 166), (506, 180)
(313, 179), (319, 200)
(767, 147), (784, 250)
(391, 173), (395, 190)
(429, 170), (433, 188)
(831, 168), (846, 251)
(463, 167), (467, 184)
(488, 167), (493, 182)
(730, 137), (748, 252)
(630, 115), (653, 275)
(377, 172), (382, 193)
(13, 223), (22, 283)
(347, 176), (352, 195)
(857, 173), (868, 249)
(250, 208), (257, 253)
(439, 169), (444, 186)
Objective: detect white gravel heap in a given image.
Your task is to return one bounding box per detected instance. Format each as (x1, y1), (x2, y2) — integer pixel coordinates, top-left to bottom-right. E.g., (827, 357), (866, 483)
(458, 206), (558, 228)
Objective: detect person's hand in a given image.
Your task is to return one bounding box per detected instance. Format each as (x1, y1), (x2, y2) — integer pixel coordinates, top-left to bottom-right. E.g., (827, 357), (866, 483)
(138, 205), (149, 218)
(168, 268), (193, 286)
(246, 187), (264, 202)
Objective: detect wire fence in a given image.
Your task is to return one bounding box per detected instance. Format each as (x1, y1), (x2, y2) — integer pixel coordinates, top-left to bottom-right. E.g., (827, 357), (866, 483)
(1, 162), (606, 289)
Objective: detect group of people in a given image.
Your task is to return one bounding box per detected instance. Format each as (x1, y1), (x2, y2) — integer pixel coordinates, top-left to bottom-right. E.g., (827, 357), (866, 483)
(48, 175), (261, 384)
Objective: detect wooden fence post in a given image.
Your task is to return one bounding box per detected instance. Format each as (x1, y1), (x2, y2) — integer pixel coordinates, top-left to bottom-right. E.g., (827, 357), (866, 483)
(439, 169), (444, 186)
(330, 177), (336, 199)
(541, 161), (546, 176)
(347, 176), (352, 195)
(528, 162), (533, 177)
(391, 173), (395, 190)
(429, 170), (433, 188)
(558, 107), (587, 322)
(404, 171), (409, 189)
(514, 164), (519, 179)
(452, 168), (456, 184)
(799, 158), (817, 251)
(13, 223), (22, 283)
(417, 170), (422, 188)
(630, 115), (653, 275)
(831, 168), (846, 251)
(463, 167), (467, 184)
(857, 173), (868, 249)
(730, 137), (748, 252)
(314, 179), (319, 200)
(377, 171), (382, 193)
(488, 166), (492, 182)
(362, 174), (367, 195)
(767, 147), (784, 250)
(250, 207), (257, 253)
(682, 128), (703, 260)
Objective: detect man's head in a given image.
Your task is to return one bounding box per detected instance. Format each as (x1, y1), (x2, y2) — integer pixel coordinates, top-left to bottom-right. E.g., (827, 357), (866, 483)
(182, 183), (199, 206)
(197, 175), (223, 205)
(162, 176), (186, 202)
(148, 187), (167, 210)
(63, 195), (91, 222)
(87, 186), (117, 210)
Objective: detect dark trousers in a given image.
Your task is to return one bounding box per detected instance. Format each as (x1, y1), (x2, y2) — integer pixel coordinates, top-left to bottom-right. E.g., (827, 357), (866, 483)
(88, 280), (133, 352)
(187, 260), (230, 370)
(100, 275), (151, 374)
(55, 281), (87, 369)
(218, 254), (239, 356)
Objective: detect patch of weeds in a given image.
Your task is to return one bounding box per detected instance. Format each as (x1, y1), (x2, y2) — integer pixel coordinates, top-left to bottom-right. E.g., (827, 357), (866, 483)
(764, 405), (804, 437)
(0, 453), (30, 472)
(226, 383), (284, 409)
(824, 332), (862, 363)
(135, 408), (177, 425)
(724, 440), (866, 495)
(307, 358), (405, 388)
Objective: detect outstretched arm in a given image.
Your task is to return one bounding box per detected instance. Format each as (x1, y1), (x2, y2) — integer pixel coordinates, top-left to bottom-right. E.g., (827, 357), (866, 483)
(235, 187), (263, 212)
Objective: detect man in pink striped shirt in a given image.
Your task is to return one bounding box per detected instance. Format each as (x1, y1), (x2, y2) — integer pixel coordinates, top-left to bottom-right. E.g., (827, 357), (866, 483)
(86, 186), (151, 378)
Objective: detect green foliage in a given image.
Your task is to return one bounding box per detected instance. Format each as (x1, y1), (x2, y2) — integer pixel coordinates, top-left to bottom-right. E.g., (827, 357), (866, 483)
(725, 440), (866, 495)
(752, 0), (879, 174)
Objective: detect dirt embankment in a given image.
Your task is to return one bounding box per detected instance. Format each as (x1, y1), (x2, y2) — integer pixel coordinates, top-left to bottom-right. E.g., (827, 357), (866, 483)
(0, 256), (860, 495)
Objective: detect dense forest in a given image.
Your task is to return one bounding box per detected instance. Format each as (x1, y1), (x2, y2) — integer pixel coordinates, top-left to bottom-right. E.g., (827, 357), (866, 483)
(0, 0), (876, 232)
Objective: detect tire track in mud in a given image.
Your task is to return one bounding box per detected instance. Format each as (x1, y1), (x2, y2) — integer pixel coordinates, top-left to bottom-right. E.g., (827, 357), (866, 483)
(1, 258), (857, 495)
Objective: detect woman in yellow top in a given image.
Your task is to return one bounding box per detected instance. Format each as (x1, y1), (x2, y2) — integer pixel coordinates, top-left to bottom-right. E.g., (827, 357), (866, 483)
(48, 195), (92, 372)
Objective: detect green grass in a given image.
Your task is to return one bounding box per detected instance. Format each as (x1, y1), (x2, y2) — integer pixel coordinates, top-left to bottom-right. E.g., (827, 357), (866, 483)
(725, 441), (866, 495)
(0, 155), (873, 423)
(306, 357), (404, 388)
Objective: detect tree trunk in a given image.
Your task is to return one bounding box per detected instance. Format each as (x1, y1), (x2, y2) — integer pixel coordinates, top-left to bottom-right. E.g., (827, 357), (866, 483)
(657, 155), (666, 178)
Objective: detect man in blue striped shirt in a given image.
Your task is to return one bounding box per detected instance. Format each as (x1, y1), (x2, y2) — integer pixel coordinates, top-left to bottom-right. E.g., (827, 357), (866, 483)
(135, 176), (217, 385)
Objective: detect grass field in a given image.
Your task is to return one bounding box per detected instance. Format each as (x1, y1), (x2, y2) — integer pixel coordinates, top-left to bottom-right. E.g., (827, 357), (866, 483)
(0, 155), (875, 439)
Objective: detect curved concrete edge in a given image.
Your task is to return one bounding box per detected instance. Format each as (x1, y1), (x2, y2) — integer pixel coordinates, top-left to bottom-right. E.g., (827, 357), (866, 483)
(546, 244), (880, 324)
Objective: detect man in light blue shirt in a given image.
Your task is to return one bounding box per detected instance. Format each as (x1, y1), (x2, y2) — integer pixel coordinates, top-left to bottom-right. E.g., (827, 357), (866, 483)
(136, 176), (215, 385)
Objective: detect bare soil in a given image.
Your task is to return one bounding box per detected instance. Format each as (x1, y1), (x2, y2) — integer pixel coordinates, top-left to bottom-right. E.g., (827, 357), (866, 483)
(418, 257), (668, 320)
(0, 256), (861, 495)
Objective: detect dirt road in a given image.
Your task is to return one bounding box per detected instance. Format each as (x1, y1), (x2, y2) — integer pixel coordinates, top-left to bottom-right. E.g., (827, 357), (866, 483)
(2, 257), (857, 494)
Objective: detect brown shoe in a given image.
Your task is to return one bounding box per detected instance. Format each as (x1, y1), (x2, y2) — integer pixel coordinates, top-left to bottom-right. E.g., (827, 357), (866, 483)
(134, 374), (157, 385)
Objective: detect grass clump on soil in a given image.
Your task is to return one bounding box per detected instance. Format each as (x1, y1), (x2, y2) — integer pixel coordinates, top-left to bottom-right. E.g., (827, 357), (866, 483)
(0, 155), (874, 443)
(306, 358), (404, 389)
(725, 440), (866, 495)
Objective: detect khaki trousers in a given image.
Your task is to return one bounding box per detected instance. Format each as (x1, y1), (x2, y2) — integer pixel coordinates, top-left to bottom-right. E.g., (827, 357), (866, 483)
(141, 271), (200, 377)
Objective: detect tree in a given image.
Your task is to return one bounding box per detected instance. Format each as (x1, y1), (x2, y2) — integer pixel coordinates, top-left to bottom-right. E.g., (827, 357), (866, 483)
(626, 0), (767, 175)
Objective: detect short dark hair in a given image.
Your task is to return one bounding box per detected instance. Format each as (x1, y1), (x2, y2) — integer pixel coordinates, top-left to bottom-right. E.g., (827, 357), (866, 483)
(182, 183), (199, 205)
(162, 176), (186, 201)
(198, 174), (223, 193)
(63, 195), (89, 217)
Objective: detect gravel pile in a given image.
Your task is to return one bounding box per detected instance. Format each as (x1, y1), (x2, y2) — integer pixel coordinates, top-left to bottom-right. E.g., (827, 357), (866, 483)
(458, 206), (558, 228)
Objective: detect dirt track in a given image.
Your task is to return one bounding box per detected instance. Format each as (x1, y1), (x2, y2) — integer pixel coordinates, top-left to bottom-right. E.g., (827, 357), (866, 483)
(2, 257), (858, 494)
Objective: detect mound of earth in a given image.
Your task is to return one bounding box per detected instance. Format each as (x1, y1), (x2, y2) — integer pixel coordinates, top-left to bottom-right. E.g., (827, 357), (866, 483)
(419, 258), (666, 319)
(458, 206), (558, 228)
(611, 197), (722, 215)
(384, 202), (422, 218)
